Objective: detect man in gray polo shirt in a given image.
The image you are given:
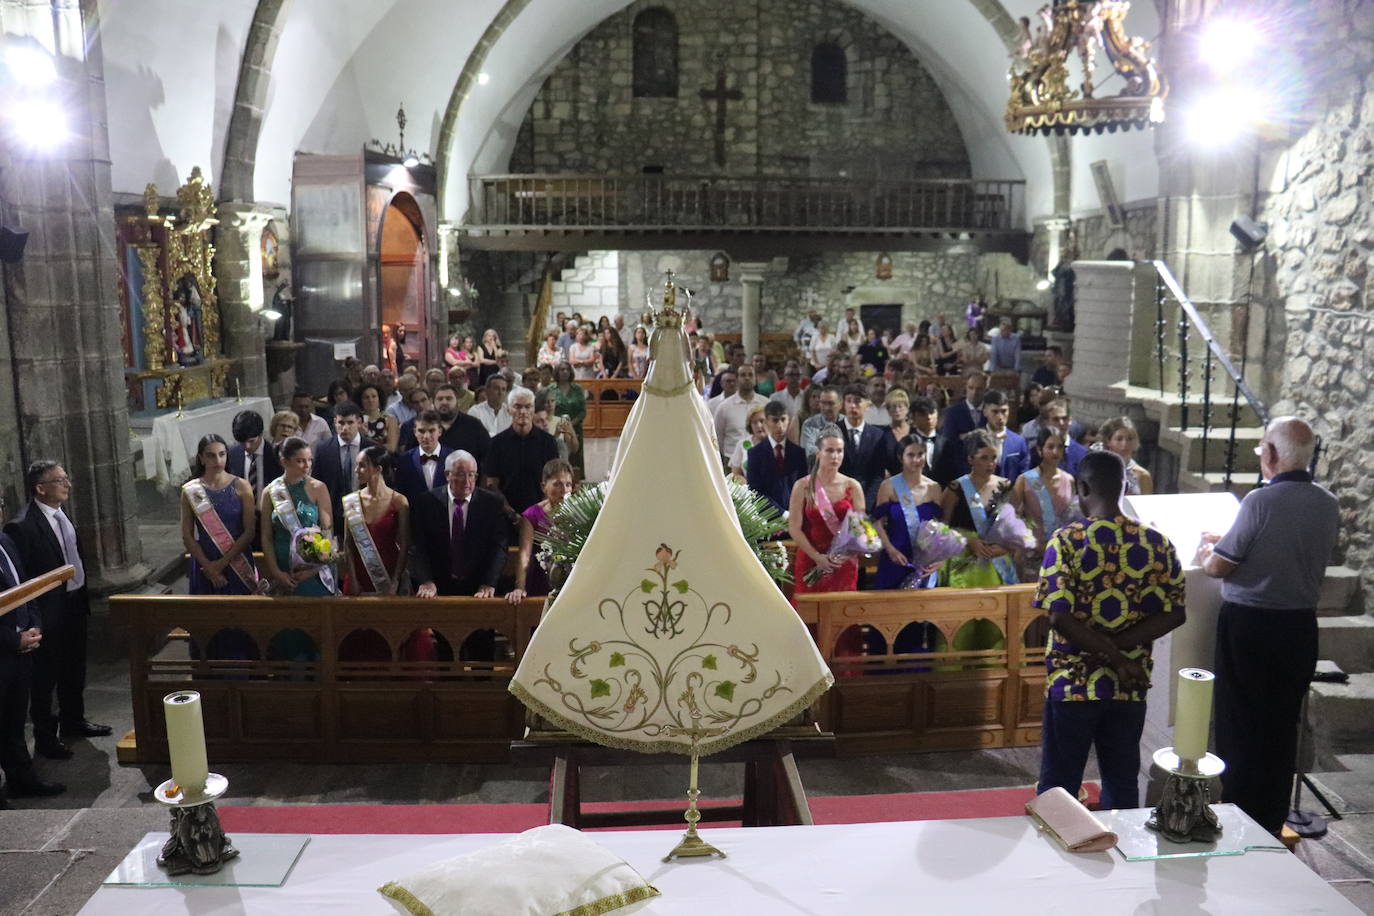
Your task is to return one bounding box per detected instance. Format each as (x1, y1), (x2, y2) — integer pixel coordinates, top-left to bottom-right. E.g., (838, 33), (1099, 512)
(1198, 416), (1339, 835)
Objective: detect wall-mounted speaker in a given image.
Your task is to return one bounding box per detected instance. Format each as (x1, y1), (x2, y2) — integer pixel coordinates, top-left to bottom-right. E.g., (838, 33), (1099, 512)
(1230, 215), (1268, 252)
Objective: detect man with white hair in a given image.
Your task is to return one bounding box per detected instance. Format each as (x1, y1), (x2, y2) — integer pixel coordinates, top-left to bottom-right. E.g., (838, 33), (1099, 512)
(410, 450), (511, 601)
(482, 386), (559, 513)
(1198, 416), (1340, 836)
(469, 374), (512, 437)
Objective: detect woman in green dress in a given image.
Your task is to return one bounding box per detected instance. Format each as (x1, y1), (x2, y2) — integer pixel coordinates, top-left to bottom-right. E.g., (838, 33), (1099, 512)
(937, 428), (1013, 653)
(259, 436), (334, 661)
(550, 362), (588, 476)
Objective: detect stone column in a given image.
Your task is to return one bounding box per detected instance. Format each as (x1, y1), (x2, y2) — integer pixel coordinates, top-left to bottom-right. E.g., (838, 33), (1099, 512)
(216, 203), (274, 397)
(0, 0), (145, 588)
(737, 261), (769, 356)
(1039, 217), (1072, 277)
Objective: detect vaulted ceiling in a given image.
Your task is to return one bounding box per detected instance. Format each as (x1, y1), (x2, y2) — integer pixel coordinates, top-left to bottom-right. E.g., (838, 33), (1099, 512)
(97, 0), (1161, 223)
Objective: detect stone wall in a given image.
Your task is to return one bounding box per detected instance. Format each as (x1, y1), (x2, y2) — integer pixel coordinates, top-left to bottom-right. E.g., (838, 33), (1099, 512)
(510, 0), (970, 179)
(1072, 201), (1158, 261)
(1253, 3), (1374, 601)
(617, 249), (1034, 335)
(550, 251), (621, 319)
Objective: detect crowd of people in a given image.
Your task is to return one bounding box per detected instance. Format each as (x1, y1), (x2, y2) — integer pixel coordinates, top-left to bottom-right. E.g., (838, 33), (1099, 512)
(0, 306), (1337, 835)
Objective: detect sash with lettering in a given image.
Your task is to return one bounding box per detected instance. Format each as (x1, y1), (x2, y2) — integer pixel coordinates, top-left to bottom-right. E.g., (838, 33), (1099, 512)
(891, 473), (937, 589)
(182, 480), (264, 593)
(342, 491), (391, 594)
(268, 476), (336, 593)
(1022, 468), (1070, 538)
(957, 474), (1019, 585)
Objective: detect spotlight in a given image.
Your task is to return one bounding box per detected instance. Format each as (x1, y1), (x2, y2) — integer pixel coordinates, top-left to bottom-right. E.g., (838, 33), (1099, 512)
(477, 72), (491, 86)
(1198, 18), (1261, 73)
(402, 153), (419, 168)
(7, 98), (67, 151)
(1183, 87), (1263, 147)
(1036, 279), (1052, 291)
(3, 43), (58, 87)
(261, 308), (284, 322)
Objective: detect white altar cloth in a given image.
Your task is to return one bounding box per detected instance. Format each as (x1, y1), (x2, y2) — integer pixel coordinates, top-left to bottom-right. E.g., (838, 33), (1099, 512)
(79, 812), (1358, 915)
(140, 397), (275, 486)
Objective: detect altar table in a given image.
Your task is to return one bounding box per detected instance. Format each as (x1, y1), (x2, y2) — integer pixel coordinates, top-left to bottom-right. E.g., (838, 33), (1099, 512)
(79, 810), (1359, 914)
(135, 397), (275, 486)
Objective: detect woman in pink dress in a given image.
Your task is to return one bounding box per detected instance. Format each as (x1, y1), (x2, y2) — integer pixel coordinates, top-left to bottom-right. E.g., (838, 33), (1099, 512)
(507, 458), (575, 604)
(788, 425), (866, 664)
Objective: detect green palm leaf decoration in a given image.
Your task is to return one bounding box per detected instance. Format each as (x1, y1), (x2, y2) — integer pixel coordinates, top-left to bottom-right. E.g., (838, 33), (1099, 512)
(538, 479), (791, 586)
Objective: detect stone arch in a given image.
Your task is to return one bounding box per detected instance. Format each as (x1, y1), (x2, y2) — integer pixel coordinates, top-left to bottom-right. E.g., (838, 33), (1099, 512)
(219, 0), (295, 203)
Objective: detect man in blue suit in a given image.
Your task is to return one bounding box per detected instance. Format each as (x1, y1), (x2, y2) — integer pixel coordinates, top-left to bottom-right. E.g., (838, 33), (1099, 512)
(746, 401), (807, 515)
(838, 384), (894, 509)
(1042, 398), (1088, 475)
(310, 402), (378, 529)
(0, 516), (65, 804)
(394, 410), (452, 507)
(935, 371), (988, 482)
(984, 390), (1030, 483)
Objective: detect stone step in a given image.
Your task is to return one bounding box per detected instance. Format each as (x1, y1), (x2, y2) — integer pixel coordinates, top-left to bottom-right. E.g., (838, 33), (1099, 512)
(1309, 753), (1374, 814)
(1162, 425), (1263, 475)
(1309, 672), (1374, 756)
(1318, 616), (1374, 675)
(1106, 382), (1264, 430)
(1174, 469), (1262, 496)
(1318, 566), (1362, 617)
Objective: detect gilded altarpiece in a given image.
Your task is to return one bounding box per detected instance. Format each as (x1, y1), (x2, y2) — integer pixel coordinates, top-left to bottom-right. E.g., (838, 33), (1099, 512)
(118, 168), (233, 411)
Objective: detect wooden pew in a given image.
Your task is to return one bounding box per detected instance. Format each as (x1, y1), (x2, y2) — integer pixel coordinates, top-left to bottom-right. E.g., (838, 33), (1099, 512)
(579, 378), (642, 438)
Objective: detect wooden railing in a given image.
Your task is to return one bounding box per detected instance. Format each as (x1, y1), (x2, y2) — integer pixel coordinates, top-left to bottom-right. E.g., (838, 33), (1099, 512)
(466, 174), (1026, 233)
(113, 584), (1046, 764)
(579, 378), (643, 438)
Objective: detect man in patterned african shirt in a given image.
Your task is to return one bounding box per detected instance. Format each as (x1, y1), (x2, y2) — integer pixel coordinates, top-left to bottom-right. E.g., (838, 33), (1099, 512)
(1032, 451), (1186, 808)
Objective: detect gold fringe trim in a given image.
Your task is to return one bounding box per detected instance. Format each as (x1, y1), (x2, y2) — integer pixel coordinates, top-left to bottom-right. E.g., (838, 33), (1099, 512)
(377, 882), (436, 916)
(556, 883), (661, 916)
(509, 671), (834, 757)
(378, 880), (660, 916)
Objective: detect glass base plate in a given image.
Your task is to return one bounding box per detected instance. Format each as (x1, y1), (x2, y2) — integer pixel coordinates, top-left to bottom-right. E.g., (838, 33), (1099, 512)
(1098, 804), (1287, 861)
(103, 832), (310, 887)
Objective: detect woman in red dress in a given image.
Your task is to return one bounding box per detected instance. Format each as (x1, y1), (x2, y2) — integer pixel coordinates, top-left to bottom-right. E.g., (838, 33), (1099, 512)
(788, 424), (867, 664)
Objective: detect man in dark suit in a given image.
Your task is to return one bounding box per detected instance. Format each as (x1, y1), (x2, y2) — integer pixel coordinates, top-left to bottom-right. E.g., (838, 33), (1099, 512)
(909, 397), (954, 485)
(410, 451), (511, 600)
(226, 409), (282, 503)
(1042, 398), (1088, 475)
(746, 400), (807, 515)
(394, 410), (452, 507)
(311, 402), (377, 529)
(396, 386), (434, 452)
(936, 372), (989, 482)
(837, 384), (894, 508)
(434, 384), (491, 466)
(0, 518), (65, 805)
(944, 390), (1030, 483)
(4, 461), (109, 760)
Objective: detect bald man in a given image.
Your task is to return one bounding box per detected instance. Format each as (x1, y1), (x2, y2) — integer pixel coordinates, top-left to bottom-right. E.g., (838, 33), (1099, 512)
(1198, 417), (1340, 835)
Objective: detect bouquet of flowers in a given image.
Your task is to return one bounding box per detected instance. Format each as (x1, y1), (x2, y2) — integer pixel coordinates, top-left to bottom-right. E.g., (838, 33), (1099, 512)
(289, 526), (337, 572)
(804, 510), (882, 586)
(911, 519), (968, 569)
(985, 503), (1037, 551)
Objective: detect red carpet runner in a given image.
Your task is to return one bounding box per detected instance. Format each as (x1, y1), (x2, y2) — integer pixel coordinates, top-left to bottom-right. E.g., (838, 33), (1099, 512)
(217, 785), (1100, 834)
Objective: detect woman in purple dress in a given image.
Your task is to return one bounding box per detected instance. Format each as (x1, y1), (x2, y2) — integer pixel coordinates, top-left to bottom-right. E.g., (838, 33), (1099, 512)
(181, 434), (258, 595)
(507, 458), (575, 604)
(871, 433), (944, 590)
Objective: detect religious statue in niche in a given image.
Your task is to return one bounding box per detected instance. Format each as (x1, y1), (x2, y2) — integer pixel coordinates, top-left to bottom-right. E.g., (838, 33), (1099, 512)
(170, 273), (205, 366)
(875, 252), (893, 280)
(710, 252), (730, 283)
(261, 222), (280, 281)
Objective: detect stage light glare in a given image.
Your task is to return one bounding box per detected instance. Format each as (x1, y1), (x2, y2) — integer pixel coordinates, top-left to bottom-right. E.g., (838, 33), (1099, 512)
(477, 72), (491, 85)
(1198, 18), (1261, 73)
(4, 44), (58, 86)
(402, 154), (419, 168)
(1184, 87), (1262, 147)
(8, 99), (67, 151)
(1036, 279), (1052, 291)
(261, 308), (284, 321)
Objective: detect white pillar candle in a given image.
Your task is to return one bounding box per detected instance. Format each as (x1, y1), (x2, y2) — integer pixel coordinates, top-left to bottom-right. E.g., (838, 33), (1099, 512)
(163, 691), (209, 795)
(1173, 668), (1215, 762)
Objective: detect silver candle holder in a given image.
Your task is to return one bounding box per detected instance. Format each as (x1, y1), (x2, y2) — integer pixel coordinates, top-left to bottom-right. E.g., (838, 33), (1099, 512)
(1146, 747), (1226, 843)
(153, 773), (239, 876)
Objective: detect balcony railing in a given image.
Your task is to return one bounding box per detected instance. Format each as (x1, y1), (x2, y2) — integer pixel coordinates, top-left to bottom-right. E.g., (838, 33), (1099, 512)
(465, 174), (1025, 234)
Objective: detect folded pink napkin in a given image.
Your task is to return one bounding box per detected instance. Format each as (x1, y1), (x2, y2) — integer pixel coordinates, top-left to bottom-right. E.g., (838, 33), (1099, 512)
(1026, 787), (1119, 853)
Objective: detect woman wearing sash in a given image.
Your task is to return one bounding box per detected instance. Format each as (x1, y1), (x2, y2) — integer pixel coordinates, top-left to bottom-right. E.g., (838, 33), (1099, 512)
(871, 433), (944, 590)
(181, 435), (259, 595)
(342, 447), (409, 596)
(508, 458), (575, 604)
(1010, 427), (1079, 580)
(939, 428), (1014, 652)
(259, 437), (335, 598)
(788, 425), (867, 662)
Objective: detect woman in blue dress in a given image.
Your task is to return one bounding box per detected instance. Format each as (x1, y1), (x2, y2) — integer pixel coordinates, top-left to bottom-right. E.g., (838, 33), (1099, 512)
(871, 432), (944, 590)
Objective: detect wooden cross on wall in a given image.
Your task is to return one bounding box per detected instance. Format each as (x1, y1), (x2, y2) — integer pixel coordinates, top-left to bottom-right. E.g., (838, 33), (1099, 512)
(699, 71), (742, 168)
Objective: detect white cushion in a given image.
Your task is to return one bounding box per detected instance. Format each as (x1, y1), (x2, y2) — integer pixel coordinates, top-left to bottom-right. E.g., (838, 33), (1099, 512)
(378, 824), (660, 916)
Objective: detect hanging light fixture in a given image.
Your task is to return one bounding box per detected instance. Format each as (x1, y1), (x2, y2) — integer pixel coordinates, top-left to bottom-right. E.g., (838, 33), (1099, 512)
(1005, 1), (1167, 136)
(365, 102), (431, 167)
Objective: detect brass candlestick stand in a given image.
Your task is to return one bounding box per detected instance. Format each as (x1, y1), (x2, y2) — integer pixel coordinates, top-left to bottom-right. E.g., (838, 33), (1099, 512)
(154, 773), (239, 875)
(662, 724), (728, 863)
(1146, 747), (1226, 843)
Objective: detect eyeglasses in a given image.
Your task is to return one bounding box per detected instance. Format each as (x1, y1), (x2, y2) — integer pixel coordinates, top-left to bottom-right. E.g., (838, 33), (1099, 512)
(40, 476), (71, 486)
